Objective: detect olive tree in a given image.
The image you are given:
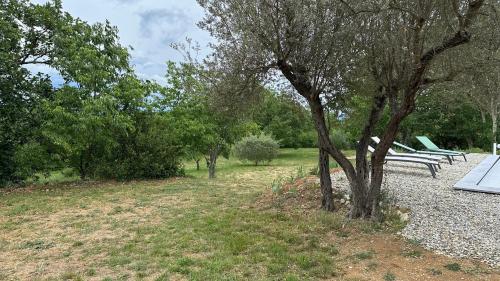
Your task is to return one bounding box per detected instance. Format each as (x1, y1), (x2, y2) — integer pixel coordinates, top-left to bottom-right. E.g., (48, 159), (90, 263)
(163, 60), (260, 179)
(458, 3), (500, 145)
(198, 0), (487, 218)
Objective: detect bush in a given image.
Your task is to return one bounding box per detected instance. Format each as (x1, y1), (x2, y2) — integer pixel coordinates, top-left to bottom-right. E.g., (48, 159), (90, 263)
(467, 147), (485, 153)
(297, 130), (318, 148)
(13, 142), (53, 182)
(330, 129), (351, 150)
(97, 115), (185, 180)
(234, 134), (280, 165)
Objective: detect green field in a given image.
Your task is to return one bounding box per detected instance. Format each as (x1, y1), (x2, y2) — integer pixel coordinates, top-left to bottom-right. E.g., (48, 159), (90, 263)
(0, 149), (496, 280)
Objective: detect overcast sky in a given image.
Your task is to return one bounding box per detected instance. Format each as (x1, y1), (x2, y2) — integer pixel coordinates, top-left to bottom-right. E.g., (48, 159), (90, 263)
(31, 0), (212, 85)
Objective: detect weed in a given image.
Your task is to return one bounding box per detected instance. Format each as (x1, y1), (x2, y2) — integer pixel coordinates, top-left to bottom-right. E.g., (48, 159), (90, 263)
(271, 177), (284, 194)
(296, 166), (306, 178)
(284, 275), (301, 281)
(60, 272), (83, 281)
(384, 272), (396, 281)
(462, 265), (491, 275)
(366, 262), (378, 271)
(309, 165), (319, 176)
(445, 262), (462, 272)
(271, 177), (283, 194)
(176, 257), (195, 267)
(354, 250), (374, 260)
(428, 268), (442, 276)
(20, 239), (54, 250)
(323, 244), (339, 256)
(402, 249), (422, 258)
(337, 230), (350, 238)
(407, 238), (422, 246)
(85, 268), (96, 276)
(295, 254), (316, 270)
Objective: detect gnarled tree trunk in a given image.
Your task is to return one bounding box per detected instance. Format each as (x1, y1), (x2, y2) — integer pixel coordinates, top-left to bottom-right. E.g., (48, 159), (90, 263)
(318, 146), (334, 211)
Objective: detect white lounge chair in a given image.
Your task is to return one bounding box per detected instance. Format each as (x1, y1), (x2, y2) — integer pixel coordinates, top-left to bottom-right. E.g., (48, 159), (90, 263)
(367, 145), (439, 178)
(371, 136), (443, 167)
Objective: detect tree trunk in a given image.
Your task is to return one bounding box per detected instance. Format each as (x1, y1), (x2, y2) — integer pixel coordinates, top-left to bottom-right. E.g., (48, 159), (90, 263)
(79, 152), (87, 180)
(208, 147), (219, 179)
(195, 159), (200, 171)
(481, 110), (486, 123)
(348, 94), (388, 219)
(466, 137), (474, 149)
(492, 113), (497, 145)
(318, 146), (334, 211)
(307, 97), (356, 212)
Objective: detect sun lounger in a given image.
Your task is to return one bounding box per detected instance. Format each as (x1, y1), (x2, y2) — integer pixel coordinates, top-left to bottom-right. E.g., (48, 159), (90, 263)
(367, 145), (439, 178)
(392, 141), (455, 165)
(371, 137), (443, 168)
(416, 136), (467, 162)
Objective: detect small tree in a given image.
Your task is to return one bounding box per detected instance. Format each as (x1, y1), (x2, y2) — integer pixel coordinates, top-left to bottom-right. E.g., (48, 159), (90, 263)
(458, 4), (500, 145)
(163, 61), (257, 178)
(234, 134), (279, 165)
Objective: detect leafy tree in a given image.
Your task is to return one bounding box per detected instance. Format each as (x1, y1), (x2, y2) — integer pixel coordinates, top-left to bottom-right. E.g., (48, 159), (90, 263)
(42, 85), (131, 179)
(252, 90), (316, 148)
(197, 0), (486, 217)
(163, 62), (255, 178)
(234, 134), (280, 165)
(0, 0), (64, 184)
(42, 74), (185, 180)
(456, 3), (500, 145)
(0, 0), (183, 184)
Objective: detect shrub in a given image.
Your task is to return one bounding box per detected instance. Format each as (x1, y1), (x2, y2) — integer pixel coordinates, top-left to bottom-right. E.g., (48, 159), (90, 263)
(297, 130), (318, 148)
(444, 263), (461, 272)
(329, 129), (351, 150)
(467, 147), (484, 153)
(234, 134), (279, 165)
(12, 142), (53, 182)
(97, 115), (185, 180)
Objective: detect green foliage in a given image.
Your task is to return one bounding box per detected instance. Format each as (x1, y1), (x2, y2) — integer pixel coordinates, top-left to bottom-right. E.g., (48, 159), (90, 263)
(445, 263), (462, 272)
(342, 87), (494, 151)
(330, 129), (351, 150)
(271, 178), (284, 194)
(428, 268), (442, 276)
(234, 134), (280, 165)
(399, 89), (491, 150)
(162, 62), (254, 178)
(354, 250), (374, 260)
(43, 76), (185, 180)
(0, 0), (136, 185)
(13, 142), (53, 181)
(0, 5), (183, 184)
(97, 114), (185, 180)
(252, 91), (317, 148)
(0, 1), (186, 185)
(383, 272), (396, 281)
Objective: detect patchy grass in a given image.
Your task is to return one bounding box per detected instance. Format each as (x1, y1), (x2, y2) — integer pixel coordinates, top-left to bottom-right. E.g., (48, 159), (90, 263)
(0, 148), (498, 280)
(354, 250), (375, 260)
(383, 271), (397, 281)
(445, 263), (462, 272)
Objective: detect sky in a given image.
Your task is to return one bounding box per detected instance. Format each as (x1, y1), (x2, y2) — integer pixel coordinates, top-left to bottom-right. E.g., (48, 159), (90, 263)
(30, 0), (212, 85)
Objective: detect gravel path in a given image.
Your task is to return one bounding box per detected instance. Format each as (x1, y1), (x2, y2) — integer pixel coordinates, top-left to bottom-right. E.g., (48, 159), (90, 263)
(332, 153), (500, 267)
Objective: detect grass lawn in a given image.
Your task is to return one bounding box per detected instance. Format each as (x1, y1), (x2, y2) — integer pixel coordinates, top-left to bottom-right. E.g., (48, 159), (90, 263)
(0, 148), (497, 280)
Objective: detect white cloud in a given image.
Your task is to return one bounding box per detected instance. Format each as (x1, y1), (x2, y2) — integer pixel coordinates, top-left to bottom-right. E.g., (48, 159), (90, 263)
(29, 0), (212, 84)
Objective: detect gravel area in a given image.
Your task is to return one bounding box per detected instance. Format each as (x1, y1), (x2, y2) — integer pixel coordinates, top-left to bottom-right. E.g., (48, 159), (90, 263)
(332, 153), (500, 267)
